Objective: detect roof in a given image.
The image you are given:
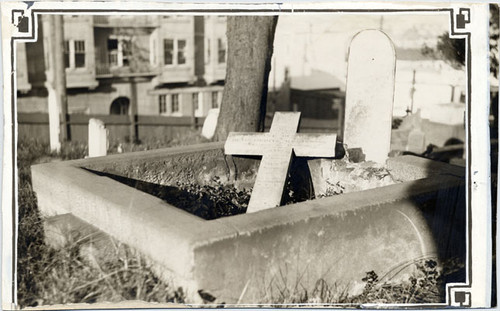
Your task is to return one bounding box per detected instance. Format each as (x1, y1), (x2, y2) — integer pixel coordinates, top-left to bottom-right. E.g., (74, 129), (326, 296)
(290, 69), (345, 91)
(396, 47), (437, 61)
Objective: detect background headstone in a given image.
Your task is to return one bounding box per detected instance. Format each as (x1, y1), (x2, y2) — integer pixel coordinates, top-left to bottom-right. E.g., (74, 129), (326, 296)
(343, 30), (396, 164)
(407, 128), (426, 153)
(88, 118), (108, 157)
(201, 108), (220, 139)
(47, 86), (61, 152)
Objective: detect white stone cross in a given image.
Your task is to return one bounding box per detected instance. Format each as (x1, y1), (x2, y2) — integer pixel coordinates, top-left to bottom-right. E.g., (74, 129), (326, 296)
(343, 29), (396, 163)
(225, 112), (337, 213)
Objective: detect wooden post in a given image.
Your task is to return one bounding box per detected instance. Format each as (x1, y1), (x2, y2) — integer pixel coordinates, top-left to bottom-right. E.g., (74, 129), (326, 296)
(129, 78), (138, 143)
(43, 15), (60, 152)
(53, 15), (69, 141)
(191, 95), (196, 129)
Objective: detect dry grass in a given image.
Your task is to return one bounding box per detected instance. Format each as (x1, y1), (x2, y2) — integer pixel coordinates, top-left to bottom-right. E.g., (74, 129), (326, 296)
(258, 258), (463, 307)
(17, 138), (186, 307)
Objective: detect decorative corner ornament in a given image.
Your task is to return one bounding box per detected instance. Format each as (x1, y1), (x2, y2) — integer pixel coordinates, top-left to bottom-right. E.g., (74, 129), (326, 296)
(456, 8), (471, 29)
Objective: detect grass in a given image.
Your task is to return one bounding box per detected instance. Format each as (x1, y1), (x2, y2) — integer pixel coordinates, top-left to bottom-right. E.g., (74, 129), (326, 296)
(17, 136), (464, 307)
(17, 138), (186, 307)
(260, 258), (462, 306)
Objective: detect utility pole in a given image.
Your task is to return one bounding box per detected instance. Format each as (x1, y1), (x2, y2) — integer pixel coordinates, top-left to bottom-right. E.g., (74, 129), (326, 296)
(129, 77), (138, 143)
(407, 69), (416, 115)
(192, 16), (205, 129)
(43, 15), (60, 151)
(53, 15), (69, 141)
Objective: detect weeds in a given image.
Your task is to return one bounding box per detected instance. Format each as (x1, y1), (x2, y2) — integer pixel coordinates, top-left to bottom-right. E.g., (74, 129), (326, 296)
(352, 260), (444, 304)
(17, 139), (185, 307)
(262, 258), (462, 306)
(176, 176), (251, 220)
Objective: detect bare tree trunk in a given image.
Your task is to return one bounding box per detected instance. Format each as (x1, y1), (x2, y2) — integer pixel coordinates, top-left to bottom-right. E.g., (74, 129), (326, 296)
(214, 16), (278, 141)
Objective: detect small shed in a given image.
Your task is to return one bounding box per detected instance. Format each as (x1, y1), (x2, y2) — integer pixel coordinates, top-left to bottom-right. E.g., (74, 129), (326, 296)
(271, 69), (345, 120)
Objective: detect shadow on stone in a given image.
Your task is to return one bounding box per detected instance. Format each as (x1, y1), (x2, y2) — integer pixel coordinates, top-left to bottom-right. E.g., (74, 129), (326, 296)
(85, 168), (250, 220)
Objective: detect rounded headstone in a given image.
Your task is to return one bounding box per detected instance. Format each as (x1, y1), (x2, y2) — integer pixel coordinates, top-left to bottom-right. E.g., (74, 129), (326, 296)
(343, 29), (396, 164)
(201, 108), (220, 139)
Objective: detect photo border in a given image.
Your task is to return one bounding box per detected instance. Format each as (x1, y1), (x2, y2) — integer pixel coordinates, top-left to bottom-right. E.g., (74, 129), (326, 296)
(1, 1), (493, 309)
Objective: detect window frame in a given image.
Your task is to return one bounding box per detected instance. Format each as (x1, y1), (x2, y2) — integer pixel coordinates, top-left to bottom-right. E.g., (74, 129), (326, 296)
(171, 94), (180, 113)
(163, 38), (189, 67)
(108, 36), (132, 68)
(159, 95), (167, 114)
(64, 39), (86, 70)
(74, 40), (86, 68)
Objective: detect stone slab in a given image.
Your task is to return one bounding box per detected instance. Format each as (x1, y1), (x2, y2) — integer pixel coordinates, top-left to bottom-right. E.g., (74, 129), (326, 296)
(31, 144), (465, 304)
(88, 118), (108, 157)
(343, 30), (396, 164)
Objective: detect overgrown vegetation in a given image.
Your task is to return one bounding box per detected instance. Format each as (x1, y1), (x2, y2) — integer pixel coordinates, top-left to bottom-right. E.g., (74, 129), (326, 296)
(261, 258), (461, 306)
(17, 138), (185, 307)
(176, 176), (251, 219)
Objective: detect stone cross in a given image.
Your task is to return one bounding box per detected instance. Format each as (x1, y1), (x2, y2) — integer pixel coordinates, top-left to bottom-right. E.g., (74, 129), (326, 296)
(88, 118), (108, 157)
(343, 29), (396, 163)
(225, 112), (337, 213)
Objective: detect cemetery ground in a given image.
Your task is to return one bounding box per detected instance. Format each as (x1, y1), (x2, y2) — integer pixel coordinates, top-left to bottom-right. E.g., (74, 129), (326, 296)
(18, 133), (466, 307)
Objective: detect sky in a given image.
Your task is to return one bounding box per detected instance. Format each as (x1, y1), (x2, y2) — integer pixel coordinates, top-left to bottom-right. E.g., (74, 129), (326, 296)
(269, 12), (452, 88)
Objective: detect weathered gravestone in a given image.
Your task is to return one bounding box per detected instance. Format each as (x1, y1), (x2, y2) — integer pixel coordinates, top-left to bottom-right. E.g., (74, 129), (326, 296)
(47, 86), (61, 152)
(88, 118), (108, 157)
(225, 112), (337, 213)
(201, 108), (220, 139)
(343, 30), (396, 164)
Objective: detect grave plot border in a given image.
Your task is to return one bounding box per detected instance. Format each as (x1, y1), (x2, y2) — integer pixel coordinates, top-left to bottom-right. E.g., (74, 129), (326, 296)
(31, 142), (466, 305)
(1, 2), (492, 309)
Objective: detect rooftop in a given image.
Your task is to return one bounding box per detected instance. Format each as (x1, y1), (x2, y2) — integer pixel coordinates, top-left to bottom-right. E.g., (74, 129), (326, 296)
(290, 69), (345, 91)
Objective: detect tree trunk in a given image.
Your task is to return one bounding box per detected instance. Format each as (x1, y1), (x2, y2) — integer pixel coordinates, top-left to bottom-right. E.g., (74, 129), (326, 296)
(214, 16), (278, 141)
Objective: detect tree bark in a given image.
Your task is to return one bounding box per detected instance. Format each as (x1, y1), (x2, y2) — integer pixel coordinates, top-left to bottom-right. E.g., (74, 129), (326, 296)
(214, 16), (278, 141)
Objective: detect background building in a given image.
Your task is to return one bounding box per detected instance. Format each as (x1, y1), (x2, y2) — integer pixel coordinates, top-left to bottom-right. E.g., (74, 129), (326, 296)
(16, 15), (227, 117)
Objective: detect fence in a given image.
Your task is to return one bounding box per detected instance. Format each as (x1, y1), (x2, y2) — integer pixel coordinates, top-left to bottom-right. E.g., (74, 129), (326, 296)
(18, 113), (341, 144)
(18, 113), (206, 144)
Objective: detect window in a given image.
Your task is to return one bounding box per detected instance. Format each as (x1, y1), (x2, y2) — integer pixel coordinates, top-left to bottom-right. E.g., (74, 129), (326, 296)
(122, 40), (131, 67)
(64, 41), (70, 68)
(164, 38), (188, 66)
(172, 94), (179, 113)
(164, 39), (174, 65)
(211, 91), (219, 109)
(108, 38), (119, 66)
(64, 40), (86, 69)
(192, 93), (199, 110)
(218, 38), (226, 64)
(110, 97), (130, 115)
(177, 40), (186, 65)
(74, 40), (85, 68)
(108, 37), (131, 67)
(159, 95), (167, 114)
